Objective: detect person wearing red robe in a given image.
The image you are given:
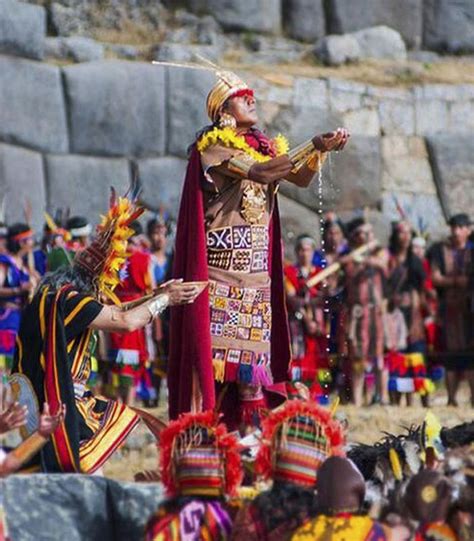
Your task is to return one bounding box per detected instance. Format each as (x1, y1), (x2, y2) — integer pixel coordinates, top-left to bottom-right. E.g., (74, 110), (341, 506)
(168, 67), (350, 428)
(284, 235), (330, 403)
(109, 222), (153, 405)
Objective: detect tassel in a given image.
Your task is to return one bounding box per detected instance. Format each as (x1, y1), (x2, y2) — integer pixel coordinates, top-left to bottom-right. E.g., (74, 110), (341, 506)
(240, 398), (266, 427)
(224, 362), (239, 382)
(213, 358), (225, 383)
(252, 364), (273, 387)
(238, 363), (253, 384)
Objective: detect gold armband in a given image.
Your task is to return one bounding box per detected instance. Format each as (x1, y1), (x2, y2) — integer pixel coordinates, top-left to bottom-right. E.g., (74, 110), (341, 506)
(11, 432), (48, 465)
(228, 154), (255, 178)
(306, 150), (327, 172)
(288, 139), (316, 166)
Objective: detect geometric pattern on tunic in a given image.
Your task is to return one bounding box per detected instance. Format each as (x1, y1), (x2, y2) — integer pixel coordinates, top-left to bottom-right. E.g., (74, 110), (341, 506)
(209, 281), (271, 344)
(207, 224), (269, 273)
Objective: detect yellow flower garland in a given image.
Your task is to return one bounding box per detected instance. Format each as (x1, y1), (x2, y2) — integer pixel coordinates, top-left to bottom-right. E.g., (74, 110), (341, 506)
(196, 127), (289, 162)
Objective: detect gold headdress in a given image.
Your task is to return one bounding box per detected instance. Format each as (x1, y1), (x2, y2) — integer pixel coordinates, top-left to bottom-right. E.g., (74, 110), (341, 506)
(74, 185), (144, 305)
(152, 56), (253, 122)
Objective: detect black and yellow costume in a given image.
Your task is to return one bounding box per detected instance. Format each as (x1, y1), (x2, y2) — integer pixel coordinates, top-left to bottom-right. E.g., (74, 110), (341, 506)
(12, 285), (139, 473)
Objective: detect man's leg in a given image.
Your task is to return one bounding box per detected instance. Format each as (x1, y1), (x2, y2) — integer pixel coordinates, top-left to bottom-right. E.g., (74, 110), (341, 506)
(352, 360), (365, 407)
(445, 368), (459, 406)
(466, 369), (474, 407)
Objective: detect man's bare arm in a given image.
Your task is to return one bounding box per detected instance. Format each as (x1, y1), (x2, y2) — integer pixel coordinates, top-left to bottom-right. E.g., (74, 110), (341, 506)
(90, 283), (200, 333)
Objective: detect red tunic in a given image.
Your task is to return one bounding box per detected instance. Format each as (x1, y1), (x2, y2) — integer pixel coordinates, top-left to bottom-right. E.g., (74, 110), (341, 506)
(109, 249), (151, 379)
(284, 264), (329, 399)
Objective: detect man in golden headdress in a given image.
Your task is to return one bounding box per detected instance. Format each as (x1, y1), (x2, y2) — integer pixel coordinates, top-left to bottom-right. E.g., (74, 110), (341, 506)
(11, 188), (201, 473)
(169, 68), (350, 429)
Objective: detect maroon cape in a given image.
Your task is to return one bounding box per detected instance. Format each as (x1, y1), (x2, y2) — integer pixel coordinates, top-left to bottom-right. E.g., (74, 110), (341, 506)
(168, 146), (290, 420)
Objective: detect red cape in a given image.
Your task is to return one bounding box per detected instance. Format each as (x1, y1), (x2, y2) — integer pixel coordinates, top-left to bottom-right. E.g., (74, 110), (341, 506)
(168, 147), (290, 420)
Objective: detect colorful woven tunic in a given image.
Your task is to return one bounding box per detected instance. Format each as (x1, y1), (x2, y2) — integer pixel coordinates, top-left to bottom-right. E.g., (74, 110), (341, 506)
(12, 285), (139, 473)
(0, 254), (29, 370)
(109, 248), (152, 390)
(200, 133), (278, 388)
(385, 253), (433, 395)
(284, 264), (331, 402)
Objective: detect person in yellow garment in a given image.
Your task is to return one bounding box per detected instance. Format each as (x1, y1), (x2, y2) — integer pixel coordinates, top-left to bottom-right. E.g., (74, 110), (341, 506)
(11, 186), (201, 473)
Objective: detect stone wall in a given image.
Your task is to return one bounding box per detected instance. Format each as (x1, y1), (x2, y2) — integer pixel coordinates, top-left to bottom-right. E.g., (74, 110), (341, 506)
(2, 474), (164, 541)
(0, 0), (473, 245)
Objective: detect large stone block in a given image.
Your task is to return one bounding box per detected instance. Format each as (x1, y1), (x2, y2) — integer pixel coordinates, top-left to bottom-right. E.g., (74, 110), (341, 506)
(283, 0), (325, 43)
(323, 136), (382, 211)
(62, 36), (105, 62)
(165, 66), (216, 157)
(0, 0), (46, 60)
(328, 79), (366, 113)
(449, 101), (474, 132)
(153, 43), (221, 63)
(326, 0), (423, 49)
(314, 34), (361, 66)
(423, 0), (474, 53)
(186, 0), (282, 34)
(426, 134), (474, 219)
(136, 156), (187, 215)
(279, 133), (382, 213)
(63, 61), (166, 157)
(415, 99), (449, 135)
(378, 97), (415, 136)
(3, 474), (164, 541)
(293, 78), (329, 110)
(342, 108), (379, 136)
(46, 154), (131, 222)
(0, 143), (46, 232)
(0, 55), (68, 153)
(271, 105), (342, 147)
(381, 136), (436, 194)
(351, 26), (407, 61)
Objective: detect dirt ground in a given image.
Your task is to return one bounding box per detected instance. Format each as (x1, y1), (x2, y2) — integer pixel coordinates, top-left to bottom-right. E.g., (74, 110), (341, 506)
(103, 384), (473, 482)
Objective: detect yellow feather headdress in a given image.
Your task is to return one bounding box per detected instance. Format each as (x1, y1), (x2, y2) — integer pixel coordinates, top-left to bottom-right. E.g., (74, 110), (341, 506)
(74, 185), (144, 305)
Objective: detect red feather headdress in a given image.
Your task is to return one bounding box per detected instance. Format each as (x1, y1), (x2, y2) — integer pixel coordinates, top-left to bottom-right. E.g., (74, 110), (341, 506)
(256, 400), (345, 485)
(159, 410), (243, 498)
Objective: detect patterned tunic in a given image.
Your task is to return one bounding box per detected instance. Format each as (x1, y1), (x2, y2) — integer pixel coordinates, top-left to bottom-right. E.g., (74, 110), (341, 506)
(344, 254), (387, 362)
(200, 142), (276, 387)
(12, 286), (139, 473)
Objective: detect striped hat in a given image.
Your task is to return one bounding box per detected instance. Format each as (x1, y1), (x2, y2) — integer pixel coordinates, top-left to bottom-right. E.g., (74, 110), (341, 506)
(256, 400), (345, 488)
(159, 410), (243, 498)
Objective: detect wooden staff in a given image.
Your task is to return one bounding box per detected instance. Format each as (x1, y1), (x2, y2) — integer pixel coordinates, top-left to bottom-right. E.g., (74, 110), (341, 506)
(306, 241), (378, 288)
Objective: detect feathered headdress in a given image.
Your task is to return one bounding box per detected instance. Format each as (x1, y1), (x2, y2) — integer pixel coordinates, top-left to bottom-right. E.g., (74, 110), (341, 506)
(44, 211), (70, 241)
(159, 410), (243, 498)
(256, 400), (345, 488)
(74, 183), (144, 305)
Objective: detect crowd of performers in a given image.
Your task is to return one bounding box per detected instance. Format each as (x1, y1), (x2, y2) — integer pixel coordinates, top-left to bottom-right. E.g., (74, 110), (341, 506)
(2, 205), (473, 417)
(0, 213), (174, 408)
(0, 58), (472, 540)
(1, 379), (473, 540)
(284, 211), (474, 409)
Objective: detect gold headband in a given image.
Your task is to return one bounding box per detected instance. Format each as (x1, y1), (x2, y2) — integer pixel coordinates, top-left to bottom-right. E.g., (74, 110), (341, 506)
(206, 70), (250, 122)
